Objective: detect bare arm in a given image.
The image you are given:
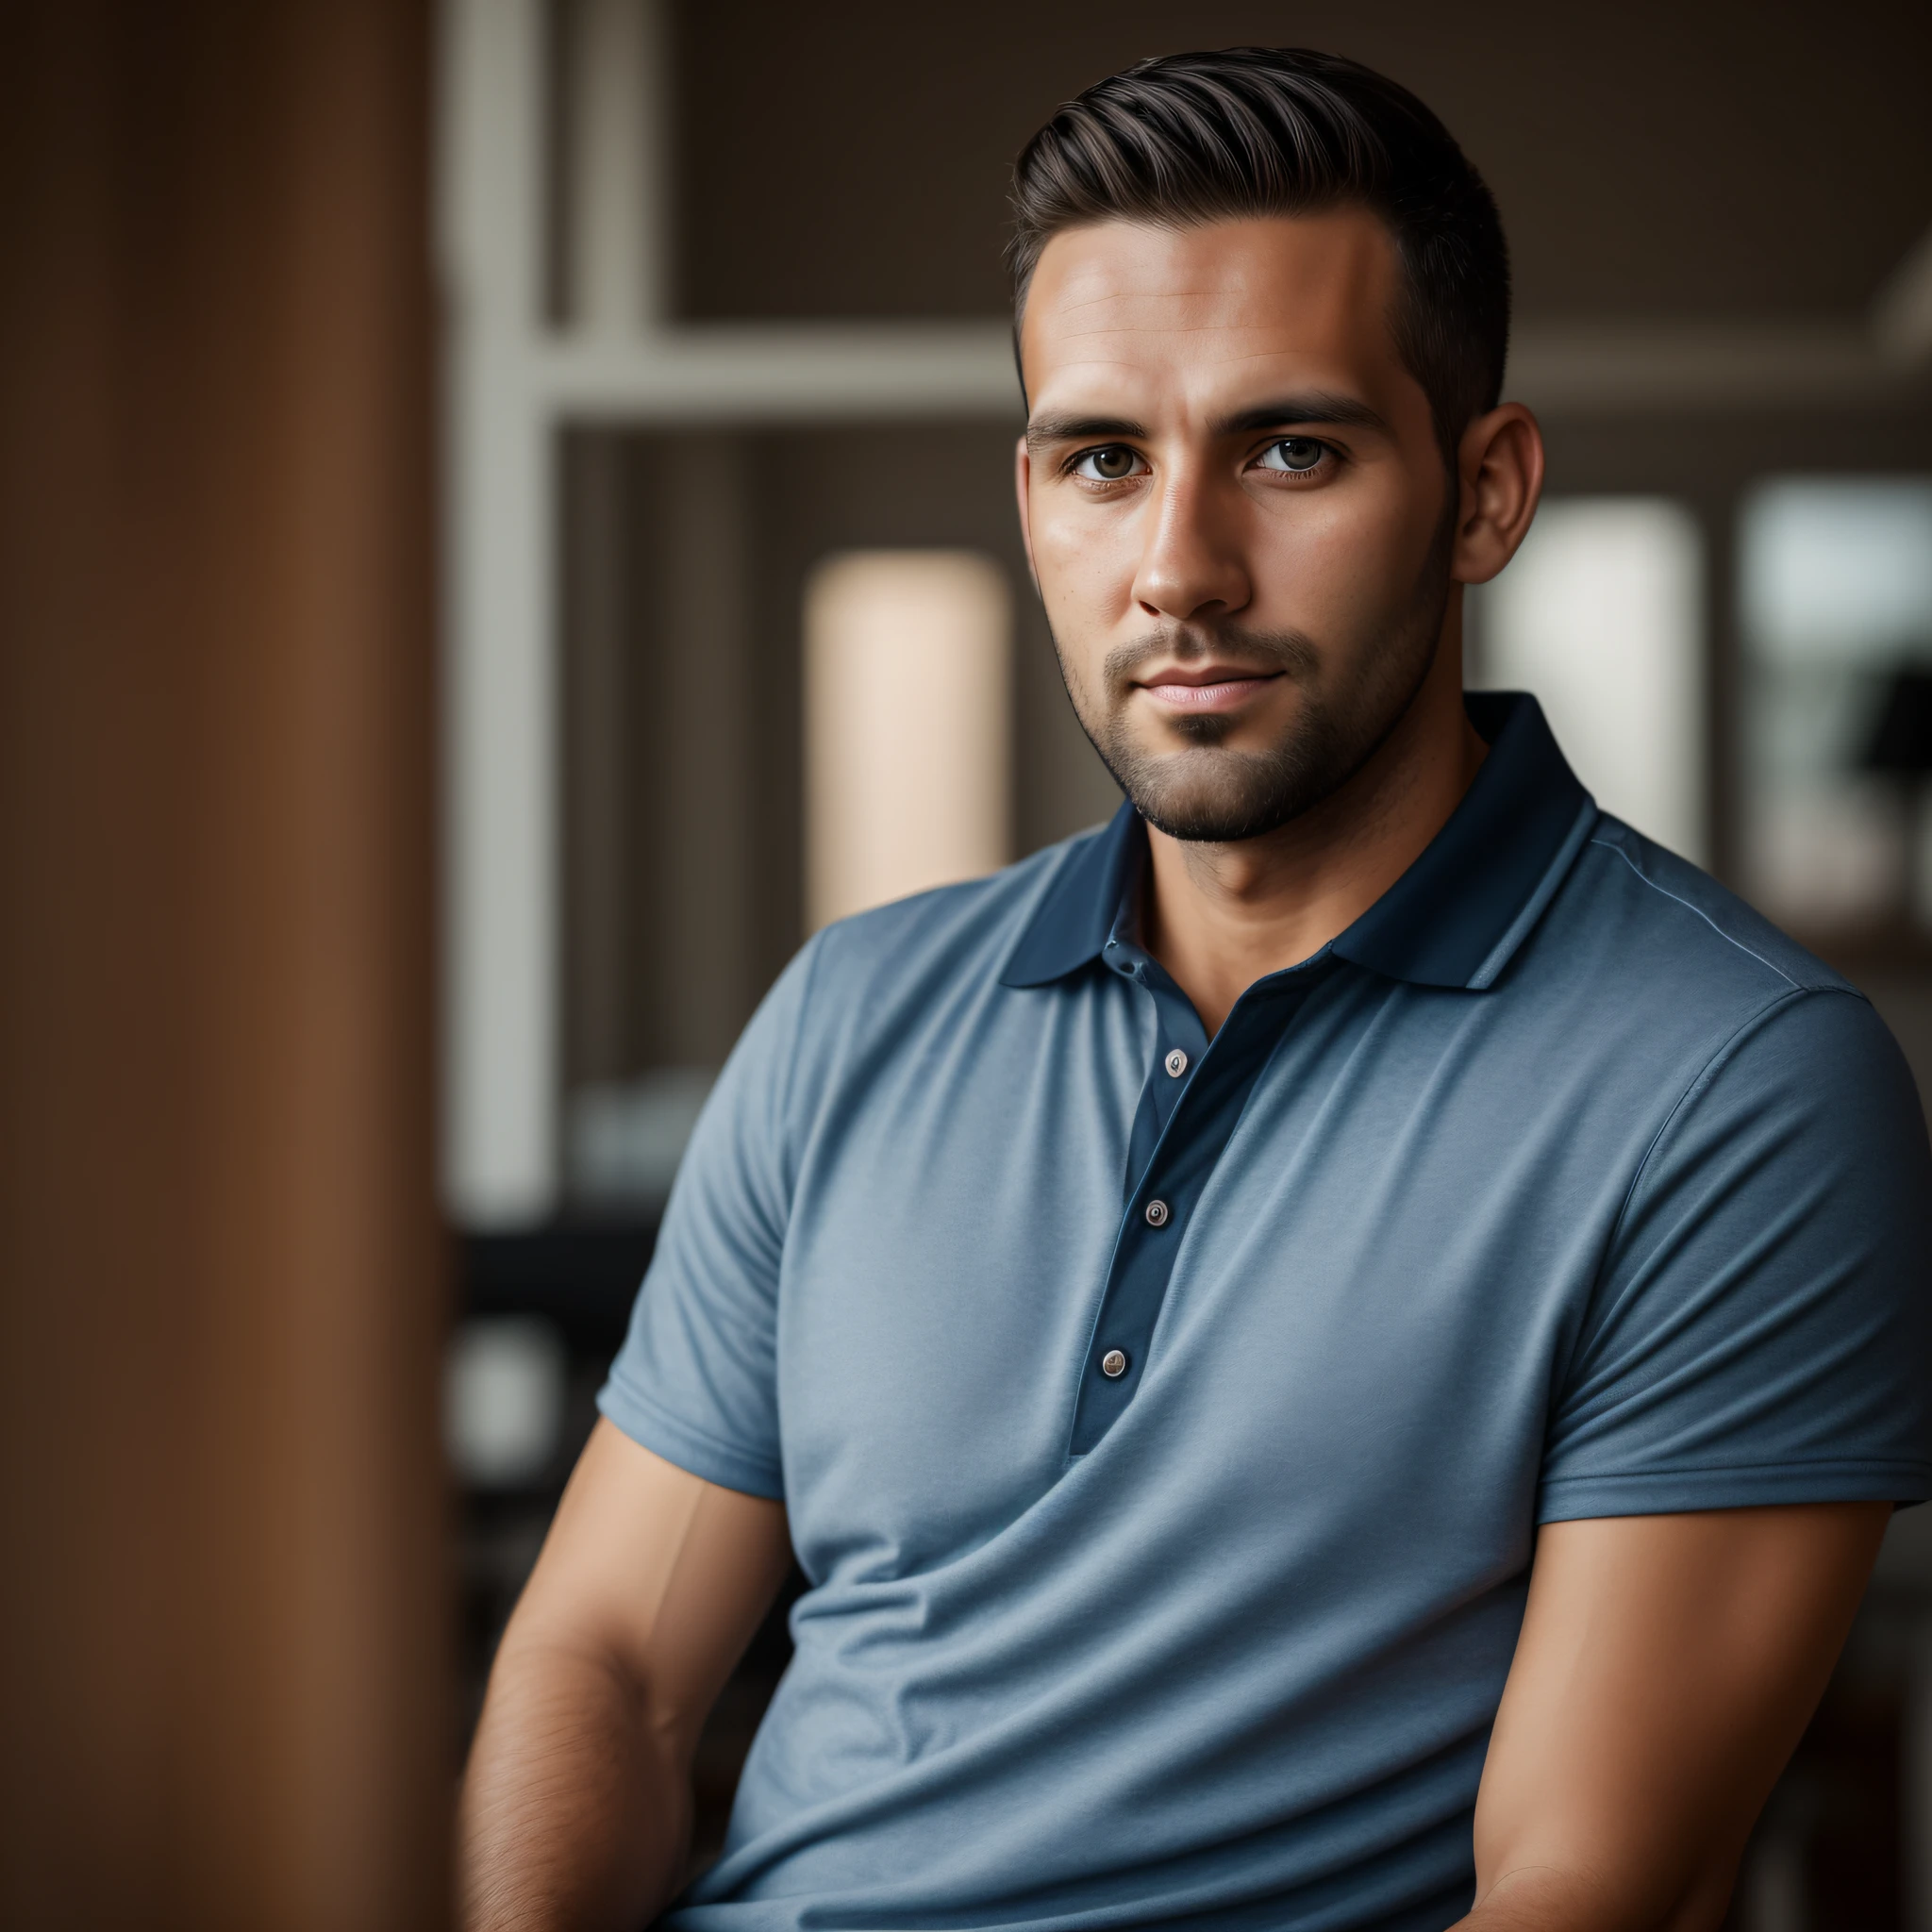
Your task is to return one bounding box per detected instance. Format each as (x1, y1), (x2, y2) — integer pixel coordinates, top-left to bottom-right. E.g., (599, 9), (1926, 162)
(1457, 1501), (1890, 1930)
(458, 1420), (794, 1932)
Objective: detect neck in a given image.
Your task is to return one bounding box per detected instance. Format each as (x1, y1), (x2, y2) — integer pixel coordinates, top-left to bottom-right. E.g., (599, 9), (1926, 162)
(1140, 612), (1486, 1035)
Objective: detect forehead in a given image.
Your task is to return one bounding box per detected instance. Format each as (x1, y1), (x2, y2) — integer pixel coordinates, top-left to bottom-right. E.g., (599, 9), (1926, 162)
(1020, 210), (1407, 419)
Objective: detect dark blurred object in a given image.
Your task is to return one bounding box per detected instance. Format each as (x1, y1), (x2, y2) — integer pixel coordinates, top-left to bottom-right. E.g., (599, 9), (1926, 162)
(454, 1220), (802, 1873)
(0, 4), (445, 1929)
(1860, 666), (1932, 929)
(465, 1218), (661, 1354)
(1862, 668), (1932, 775)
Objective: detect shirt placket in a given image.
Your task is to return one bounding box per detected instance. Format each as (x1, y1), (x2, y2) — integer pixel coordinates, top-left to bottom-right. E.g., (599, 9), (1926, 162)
(1071, 941), (1329, 1457)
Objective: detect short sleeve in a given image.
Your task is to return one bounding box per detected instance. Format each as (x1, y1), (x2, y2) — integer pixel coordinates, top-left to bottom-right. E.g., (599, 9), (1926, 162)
(595, 938), (824, 1500)
(1541, 987), (1932, 1522)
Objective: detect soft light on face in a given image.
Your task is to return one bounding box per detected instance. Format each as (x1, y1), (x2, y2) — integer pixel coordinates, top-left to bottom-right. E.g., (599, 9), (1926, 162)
(1016, 210), (1457, 841)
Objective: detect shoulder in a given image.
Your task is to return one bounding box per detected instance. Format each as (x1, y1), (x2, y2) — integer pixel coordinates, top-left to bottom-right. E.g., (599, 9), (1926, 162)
(750, 825), (1110, 1075)
(806, 824), (1109, 994)
(1564, 816), (1854, 1003)
(1540, 816), (1925, 1168)
(1506, 813), (1919, 1142)
(741, 827), (1115, 1144)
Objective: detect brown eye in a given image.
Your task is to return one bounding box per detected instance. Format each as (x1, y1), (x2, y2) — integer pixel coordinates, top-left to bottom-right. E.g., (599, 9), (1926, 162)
(1074, 446), (1142, 482)
(1257, 437), (1325, 474)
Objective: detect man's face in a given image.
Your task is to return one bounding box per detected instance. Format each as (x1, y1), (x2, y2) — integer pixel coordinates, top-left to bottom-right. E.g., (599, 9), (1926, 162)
(1016, 210), (1458, 842)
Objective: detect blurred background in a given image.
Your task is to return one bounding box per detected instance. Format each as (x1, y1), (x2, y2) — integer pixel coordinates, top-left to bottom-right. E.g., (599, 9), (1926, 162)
(4, 2), (1931, 1926)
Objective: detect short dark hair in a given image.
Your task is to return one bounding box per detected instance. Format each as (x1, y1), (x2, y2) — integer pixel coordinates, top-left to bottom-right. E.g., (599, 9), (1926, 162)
(1008, 48), (1510, 461)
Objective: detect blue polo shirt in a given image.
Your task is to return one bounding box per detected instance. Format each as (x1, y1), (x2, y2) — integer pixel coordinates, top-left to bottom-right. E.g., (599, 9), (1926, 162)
(601, 692), (1932, 1932)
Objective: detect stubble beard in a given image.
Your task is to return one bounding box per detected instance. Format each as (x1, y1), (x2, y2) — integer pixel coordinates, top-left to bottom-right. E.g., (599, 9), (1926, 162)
(1052, 511), (1457, 845)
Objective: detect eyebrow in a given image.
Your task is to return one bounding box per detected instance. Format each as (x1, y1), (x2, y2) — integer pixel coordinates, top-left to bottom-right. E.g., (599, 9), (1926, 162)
(1214, 393), (1389, 436)
(1024, 413), (1147, 451)
(1024, 392), (1388, 452)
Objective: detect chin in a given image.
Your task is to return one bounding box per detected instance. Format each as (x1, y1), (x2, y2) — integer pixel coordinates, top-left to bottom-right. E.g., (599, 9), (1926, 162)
(1122, 748), (1319, 844)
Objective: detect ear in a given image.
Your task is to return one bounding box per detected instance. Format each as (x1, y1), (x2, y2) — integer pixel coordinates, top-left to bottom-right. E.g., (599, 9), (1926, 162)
(1013, 437), (1041, 595)
(1451, 403), (1545, 586)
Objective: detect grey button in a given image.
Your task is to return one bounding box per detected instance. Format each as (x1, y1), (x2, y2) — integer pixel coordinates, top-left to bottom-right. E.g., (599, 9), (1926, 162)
(1164, 1048), (1189, 1077)
(1101, 1348), (1129, 1378)
(1144, 1198), (1170, 1226)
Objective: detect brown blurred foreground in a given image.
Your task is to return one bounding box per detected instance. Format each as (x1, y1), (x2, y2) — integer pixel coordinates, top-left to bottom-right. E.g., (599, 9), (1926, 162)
(0, 5), (449, 1927)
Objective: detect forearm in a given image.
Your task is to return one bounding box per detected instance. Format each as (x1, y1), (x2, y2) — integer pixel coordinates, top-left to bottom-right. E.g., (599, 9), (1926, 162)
(1454, 1858), (1734, 1931)
(459, 1632), (691, 1932)
(1456, 1872), (1581, 1931)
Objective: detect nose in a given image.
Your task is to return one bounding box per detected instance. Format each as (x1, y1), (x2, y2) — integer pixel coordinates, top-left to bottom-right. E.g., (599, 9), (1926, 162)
(1129, 466), (1252, 624)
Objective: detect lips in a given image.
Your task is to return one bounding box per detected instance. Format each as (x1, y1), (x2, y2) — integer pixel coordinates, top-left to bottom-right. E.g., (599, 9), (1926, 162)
(1135, 667), (1282, 713)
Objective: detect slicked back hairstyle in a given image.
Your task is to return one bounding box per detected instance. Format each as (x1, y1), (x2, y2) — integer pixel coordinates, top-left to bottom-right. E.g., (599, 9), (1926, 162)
(1009, 48), (1510, 462)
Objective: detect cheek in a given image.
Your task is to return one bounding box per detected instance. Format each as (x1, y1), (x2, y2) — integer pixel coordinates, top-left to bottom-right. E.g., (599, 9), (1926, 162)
(1031, 493), (1141, 630)
(1254, 489), (1436, 629)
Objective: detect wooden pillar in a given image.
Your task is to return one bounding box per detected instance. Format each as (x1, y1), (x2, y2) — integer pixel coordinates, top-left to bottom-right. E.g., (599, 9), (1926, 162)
(0, 4), (447, 1927)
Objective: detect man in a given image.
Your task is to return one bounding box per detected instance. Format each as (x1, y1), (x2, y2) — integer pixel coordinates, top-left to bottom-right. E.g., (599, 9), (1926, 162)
(461, 49), (1931, 1932)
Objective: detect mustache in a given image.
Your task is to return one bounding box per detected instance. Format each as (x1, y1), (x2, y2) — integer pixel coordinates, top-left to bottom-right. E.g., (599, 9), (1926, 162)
(1102, 623), (1322, 693)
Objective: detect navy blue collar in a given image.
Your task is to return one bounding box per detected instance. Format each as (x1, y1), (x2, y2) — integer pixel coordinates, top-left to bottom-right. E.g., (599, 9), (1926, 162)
(998, 692), (1596, 993)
